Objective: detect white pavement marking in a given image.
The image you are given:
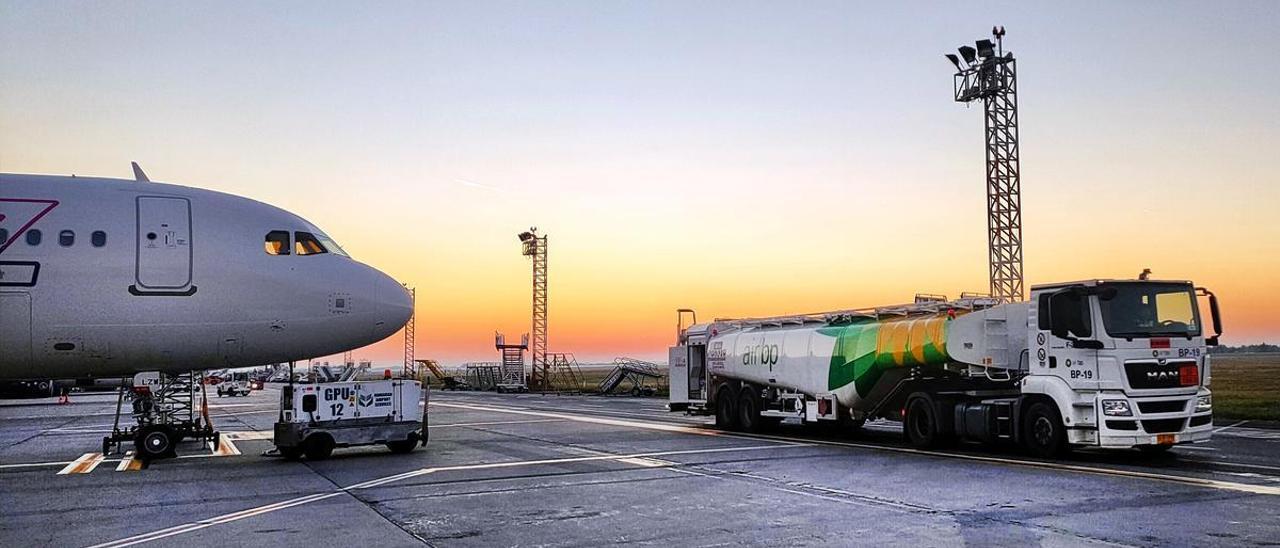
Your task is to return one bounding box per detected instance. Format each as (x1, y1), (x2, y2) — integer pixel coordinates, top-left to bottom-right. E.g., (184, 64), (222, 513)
(223, 431), (273, 441)
(429, 401), (738, 438)
(429, 418), (567, 429)
(213, 437), (241, 457)
(87, 443), (804, 548)
(57, 452), (104, 475)
(1, 460), (75, 469)
(1213, 420), (1248, 434)
(433, 400), (1280, 497)
(115, 452), (143, 472)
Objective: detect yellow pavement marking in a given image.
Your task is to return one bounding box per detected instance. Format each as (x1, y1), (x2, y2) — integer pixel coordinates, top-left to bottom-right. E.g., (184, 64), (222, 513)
(116, 452), (143, 472)
(213, 437), (241, 457)
(57, 452), (104, 475)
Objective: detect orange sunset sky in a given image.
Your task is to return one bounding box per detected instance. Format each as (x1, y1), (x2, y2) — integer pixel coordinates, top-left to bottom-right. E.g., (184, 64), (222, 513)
(3, 3), (1277, 366)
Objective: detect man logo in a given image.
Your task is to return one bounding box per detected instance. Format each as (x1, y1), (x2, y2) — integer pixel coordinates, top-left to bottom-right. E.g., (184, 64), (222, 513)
(1147, 371), (1175, 381)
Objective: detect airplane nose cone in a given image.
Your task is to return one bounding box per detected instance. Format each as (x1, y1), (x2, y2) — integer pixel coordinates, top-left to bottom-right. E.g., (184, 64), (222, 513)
(373, 272), (414, 338)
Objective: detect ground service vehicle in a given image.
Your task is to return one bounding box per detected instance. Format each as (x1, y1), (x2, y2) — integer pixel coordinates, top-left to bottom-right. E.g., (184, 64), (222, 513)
(670, 279), (1222, 457)
(216, 372), (252, 397)
(275, 379), (427, 460)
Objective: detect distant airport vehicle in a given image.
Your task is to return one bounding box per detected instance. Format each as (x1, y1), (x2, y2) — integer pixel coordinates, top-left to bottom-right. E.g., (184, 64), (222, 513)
(216, 372), (253, 397)
(275, 379), (427, 460)
(670, 279), (1222, 457)
(0, 165), (414, 380)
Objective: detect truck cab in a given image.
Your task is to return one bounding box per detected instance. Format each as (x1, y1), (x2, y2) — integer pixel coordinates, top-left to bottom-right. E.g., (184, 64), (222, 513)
(1026, 279), (1221, 452)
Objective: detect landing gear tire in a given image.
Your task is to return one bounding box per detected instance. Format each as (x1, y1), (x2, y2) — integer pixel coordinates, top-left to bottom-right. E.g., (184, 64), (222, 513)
(135, 425), (177, 461)
(737, 388), (762, 433)
(303, 434), (335, 460)
(714, 387), (739, 431)
(904, 395), (940, 449)
(631, 386), (642, 397)
(387, 432), (420, 454)
(1022, 401), (1066, 458)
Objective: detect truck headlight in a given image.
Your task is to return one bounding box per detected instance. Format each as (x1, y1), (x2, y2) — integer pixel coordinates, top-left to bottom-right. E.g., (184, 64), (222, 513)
(1102, 400), (1132, 416)
(1196, 395), (1212, 412)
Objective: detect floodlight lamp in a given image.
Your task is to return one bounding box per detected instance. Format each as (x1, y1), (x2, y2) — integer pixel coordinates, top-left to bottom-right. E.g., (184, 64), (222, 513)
(975, 39), (995, 58)
(958, 46), (977, 64)
(518, 231), (534, 242)
(945, 54), (963, 71)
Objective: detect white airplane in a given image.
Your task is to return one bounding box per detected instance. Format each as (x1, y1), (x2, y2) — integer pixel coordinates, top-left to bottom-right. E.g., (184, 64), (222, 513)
(0, 164), (413, 381)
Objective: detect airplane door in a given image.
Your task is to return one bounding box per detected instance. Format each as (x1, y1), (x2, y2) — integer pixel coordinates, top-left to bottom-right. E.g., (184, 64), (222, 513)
(0, 293), (32, 373)
(135, 197), (193, 290)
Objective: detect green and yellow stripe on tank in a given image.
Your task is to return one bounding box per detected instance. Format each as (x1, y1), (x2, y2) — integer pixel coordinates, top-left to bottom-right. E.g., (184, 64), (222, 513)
(819, 314), (952, 397)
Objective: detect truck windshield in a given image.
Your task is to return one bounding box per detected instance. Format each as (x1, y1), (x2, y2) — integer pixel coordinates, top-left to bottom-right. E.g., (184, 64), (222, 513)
(1098, 282), (1200, 338)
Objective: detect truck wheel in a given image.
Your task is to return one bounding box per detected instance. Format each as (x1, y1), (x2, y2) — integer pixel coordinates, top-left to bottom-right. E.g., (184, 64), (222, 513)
(737, 388), (762, 433)
(135, 425), (176, 460)
(904, 395), (940, 449)
(387, 433), (419, 454)
(1022, 401), (1066, 458)
(714, 387), (738, 430)
(303, 434), (335, 460)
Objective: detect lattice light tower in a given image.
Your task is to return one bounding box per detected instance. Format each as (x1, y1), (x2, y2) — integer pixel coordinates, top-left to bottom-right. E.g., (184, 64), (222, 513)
(402, 285), (416, 379)
(518, 228), (548, 391)
(947, 26), (1024, 303)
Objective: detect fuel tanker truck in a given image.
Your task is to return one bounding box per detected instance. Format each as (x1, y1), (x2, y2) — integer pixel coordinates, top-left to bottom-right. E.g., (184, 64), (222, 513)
(669, 279), (1222, 457)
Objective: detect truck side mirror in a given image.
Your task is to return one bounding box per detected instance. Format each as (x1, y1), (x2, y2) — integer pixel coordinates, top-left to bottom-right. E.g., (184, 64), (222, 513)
(302, 394), (317, 413)
(1196, 287), (1223, 346)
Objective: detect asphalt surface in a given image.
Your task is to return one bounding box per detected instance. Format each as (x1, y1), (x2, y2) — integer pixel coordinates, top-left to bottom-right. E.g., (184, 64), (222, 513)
(2, 387), (1279, 547)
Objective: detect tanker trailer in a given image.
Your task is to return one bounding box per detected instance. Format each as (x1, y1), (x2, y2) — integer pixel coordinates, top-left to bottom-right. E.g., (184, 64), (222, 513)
(669, 279), (1222, 457)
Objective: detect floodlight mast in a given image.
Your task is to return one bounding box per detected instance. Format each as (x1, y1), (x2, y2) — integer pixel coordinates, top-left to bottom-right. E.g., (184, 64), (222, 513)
(948, 26), (1024, 303)
(519, 227), (549, 391)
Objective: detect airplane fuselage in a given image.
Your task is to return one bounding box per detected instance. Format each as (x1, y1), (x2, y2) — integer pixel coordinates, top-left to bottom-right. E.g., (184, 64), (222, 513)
(0, 174), (413, 380)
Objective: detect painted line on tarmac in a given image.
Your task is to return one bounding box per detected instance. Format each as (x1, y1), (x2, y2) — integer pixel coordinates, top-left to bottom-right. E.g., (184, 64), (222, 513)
(1213, 420), (1247, 434)
(0, 459), (81, 470)
(429, 418), (567, 429)
(115, 451), (143, 472)
(87, 443), (804, 548)
(213, 437), (241, 457)
(223, 431), (273, 441)
(429, 401), (713, 431)
(56, 452), (104, 475)
(436, 400), (1280, 497)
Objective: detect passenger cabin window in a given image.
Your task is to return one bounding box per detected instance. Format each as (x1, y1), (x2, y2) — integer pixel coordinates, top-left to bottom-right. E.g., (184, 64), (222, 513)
(264, 231), (290, 255)
(59, 230), (75, 247)
(91, 231), (107, 247)
(294, 231), (327, 255)
(26, 229), (41, 246)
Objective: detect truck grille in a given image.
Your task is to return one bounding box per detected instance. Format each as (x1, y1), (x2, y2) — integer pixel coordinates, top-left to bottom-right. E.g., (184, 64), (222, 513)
(1125, 361), (1192, 390)
(1137, 400), (1187, 414)
(1142, 418), (1186, 434)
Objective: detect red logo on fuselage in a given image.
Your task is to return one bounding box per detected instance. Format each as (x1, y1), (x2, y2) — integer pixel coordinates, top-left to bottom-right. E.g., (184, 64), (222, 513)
(0, 198), (59, 254)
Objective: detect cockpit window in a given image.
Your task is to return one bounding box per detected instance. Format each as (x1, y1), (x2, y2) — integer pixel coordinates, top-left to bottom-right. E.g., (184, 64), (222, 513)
(294, 231), (327, 255)
(313, 233), (349, 257)
(265, 231), (290, 255)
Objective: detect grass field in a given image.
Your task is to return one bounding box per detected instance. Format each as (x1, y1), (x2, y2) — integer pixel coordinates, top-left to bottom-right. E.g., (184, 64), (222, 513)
(1210, 353), (1280, 421)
